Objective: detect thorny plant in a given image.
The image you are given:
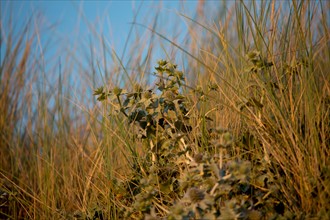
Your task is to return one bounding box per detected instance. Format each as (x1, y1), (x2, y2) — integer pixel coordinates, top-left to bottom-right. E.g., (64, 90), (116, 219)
(93, 59), (319, 219)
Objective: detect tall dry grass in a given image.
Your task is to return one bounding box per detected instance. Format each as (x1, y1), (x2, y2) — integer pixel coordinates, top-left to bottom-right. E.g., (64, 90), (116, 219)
(0, 0), (329, 219)
(178, 0), (330, 215)
(180, 0), (330, 215)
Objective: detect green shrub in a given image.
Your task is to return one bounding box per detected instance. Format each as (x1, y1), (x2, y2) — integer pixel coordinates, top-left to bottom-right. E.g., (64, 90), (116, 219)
(94, 60), (304, 219)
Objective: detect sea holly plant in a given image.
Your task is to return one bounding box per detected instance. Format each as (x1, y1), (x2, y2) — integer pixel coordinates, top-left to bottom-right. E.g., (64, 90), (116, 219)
(94, 60), (292, 219)
(94, 60), (193, 216)
(94, 59), (191, 141)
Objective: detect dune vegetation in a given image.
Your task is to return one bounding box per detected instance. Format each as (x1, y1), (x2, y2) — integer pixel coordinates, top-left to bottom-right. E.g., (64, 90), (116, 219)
(1, 1), (329, 219)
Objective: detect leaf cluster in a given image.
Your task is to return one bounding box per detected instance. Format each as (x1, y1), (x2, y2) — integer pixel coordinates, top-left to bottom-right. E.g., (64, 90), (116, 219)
(93, 60), (306, 219)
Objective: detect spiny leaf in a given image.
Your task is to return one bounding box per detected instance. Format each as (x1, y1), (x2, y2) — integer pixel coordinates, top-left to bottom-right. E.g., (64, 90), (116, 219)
(93, 86), (104, 95)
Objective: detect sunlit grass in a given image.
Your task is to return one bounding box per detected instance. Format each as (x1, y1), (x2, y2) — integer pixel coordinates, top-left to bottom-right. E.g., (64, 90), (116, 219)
(1, 1), (329, 219)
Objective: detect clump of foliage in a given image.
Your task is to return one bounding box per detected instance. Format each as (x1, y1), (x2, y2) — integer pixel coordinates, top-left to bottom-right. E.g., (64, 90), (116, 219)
(94, 60), (305, 219)
(94, 60), (192, 218)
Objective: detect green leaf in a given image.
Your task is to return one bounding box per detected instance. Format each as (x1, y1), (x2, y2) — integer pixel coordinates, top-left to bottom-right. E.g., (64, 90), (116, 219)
(157, 59), (167, 66)
(93, 86), (104, 95)
(97, 93), (106, 101)
(113, 86), (122, 96)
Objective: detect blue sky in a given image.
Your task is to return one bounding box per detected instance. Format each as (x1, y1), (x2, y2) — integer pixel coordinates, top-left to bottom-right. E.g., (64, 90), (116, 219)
(1, 1), (220, 110)
(1, 1), (201, 60)
(1, 0), (223, 104)
(1, 1), (213, 84)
